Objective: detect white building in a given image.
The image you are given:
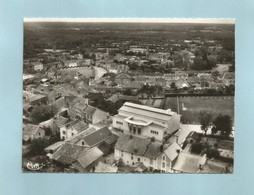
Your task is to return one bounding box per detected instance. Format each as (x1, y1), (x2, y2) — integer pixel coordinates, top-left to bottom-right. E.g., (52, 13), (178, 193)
(112, 102), (181, 142)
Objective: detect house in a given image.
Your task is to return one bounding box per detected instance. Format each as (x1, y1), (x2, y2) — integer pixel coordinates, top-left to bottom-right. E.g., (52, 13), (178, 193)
(59, 119), (89, 140)
(112, 102), (181, 142)
(115, 72), (132, 86)
(67, 126), (118, 154)
(69, 97), (109, 124)
(71, 146), (104, 172)
(23, 124), (45, 142)
(114, 133), (182, 172)
(50, 143), (103, 172)
(51, 116), (70, 134)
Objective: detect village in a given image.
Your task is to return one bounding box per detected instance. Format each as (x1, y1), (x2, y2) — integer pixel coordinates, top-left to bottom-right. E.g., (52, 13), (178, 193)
(22, 22), (234, 173)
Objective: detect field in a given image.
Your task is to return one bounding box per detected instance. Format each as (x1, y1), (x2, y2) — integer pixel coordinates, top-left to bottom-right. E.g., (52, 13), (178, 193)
(164, 96), (234, 124)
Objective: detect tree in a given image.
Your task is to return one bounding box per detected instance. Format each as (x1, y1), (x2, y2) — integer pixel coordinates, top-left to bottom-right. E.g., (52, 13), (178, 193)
(199, 111), (212, 133)
(30, 105), (57, 123)
(123, 89), (132, 96)
(191, 142), (205, 154)
(213, 114), (232, 137)
(198, 111), (213, 135)
(30, 138), (50, 155)
(206, 148), (220, 159)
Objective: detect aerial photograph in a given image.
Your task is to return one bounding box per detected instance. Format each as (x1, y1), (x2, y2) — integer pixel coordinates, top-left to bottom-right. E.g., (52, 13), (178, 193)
(22, 18), (235, 173)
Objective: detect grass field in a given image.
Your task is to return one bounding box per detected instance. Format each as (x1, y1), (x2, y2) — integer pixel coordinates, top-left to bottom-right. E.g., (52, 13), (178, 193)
(164, 96), (234, 124)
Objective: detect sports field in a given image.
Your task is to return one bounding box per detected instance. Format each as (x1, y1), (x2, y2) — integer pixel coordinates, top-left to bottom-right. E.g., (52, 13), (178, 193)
(164, 96), (234, 124)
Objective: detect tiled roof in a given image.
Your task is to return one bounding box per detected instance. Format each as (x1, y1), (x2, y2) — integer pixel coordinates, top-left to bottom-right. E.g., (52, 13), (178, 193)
(51, 143), (88, 164)
(75, 147), (103, 169)
(163, 142), (181, 161)
(68, 127), (97, 144)
(81, 126), (112, 147)
(115, 134), (151, 156)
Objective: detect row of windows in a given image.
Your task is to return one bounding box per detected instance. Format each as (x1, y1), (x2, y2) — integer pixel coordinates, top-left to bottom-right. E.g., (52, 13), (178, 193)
(151, 130), (159, 135)
(130, 125), (141, 135)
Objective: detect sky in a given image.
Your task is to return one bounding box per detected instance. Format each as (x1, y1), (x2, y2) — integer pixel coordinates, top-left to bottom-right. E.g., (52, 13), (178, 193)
(24, 18), (235, 24)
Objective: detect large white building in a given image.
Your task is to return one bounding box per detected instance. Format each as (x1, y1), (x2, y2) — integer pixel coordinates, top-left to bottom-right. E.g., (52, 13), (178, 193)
(112, 102), (181, 142)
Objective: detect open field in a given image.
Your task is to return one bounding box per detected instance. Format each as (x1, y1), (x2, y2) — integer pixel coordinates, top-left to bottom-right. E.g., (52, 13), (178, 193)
(164, 96), (234, 124)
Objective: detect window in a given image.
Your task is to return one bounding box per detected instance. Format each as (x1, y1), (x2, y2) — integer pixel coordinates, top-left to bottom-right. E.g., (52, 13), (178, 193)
(121, 151), (123, 157)
(133, 127), (136, 134)
(137, 158), (140, 162)
(162, 162), (166, 168)
(162, 155), (166, 161)
(38, 132), (41, 136)
(82, 141), (85, 146)
(138, 127), (141, 135)
(116, 121), (123, 125)
(71, 133), (74, 136)
(62, 131), (66, 135)
(131, 154), (133, 160)
(151, 130), (158, 135)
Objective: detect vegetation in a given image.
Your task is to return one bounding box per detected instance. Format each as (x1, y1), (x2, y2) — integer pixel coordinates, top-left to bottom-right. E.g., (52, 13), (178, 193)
(30, 105), (57, 123)
(198, 111), (213, 135)
(212, 114), (232, 137)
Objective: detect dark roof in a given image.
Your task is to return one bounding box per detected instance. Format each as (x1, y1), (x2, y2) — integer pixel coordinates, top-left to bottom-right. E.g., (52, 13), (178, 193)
(81, 126), (112, 147)
(104, 134), (119, 145)
(115, 134), (153, 156)
(143, 142), (162, 159)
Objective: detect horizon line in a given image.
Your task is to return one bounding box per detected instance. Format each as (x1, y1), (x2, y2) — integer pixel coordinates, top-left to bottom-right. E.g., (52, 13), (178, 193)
(24, 18), (235, 24)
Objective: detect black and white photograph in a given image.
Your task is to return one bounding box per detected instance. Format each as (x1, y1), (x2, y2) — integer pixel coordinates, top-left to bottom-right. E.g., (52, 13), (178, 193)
(22, 18), (235, 173)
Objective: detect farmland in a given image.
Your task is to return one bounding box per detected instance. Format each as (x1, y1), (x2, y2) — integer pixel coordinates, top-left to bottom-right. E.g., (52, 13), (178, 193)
(164, 96), (234, 124)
